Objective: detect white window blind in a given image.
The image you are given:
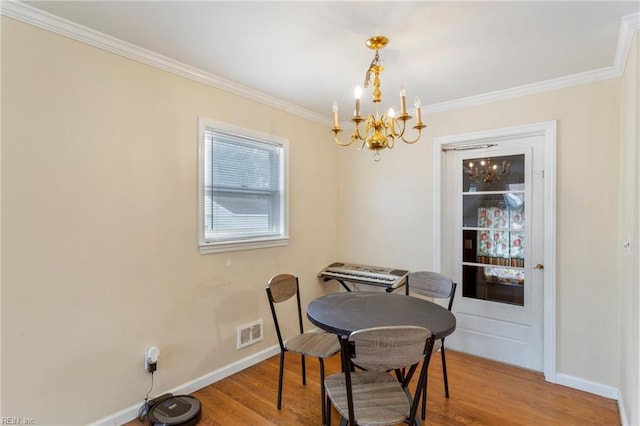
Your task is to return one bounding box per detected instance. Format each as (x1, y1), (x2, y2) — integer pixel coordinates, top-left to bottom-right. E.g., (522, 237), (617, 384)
(198, 118), (288, 253)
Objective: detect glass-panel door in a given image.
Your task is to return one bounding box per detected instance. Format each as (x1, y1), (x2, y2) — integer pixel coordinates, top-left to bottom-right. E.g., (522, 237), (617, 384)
(461, 154), (525, 306)
(441, 131), (546, 372)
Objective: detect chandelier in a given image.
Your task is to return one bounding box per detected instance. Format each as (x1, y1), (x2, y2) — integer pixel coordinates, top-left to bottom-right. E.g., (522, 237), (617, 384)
(330, 36), (426, 162)
(465, 158), (511, 184)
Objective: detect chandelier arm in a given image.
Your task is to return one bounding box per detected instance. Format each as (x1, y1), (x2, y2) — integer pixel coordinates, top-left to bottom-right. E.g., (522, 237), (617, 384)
(384, 117), (401, 149)
(384, 116), (398, 139)
(395, 118), (407, 139)
(353, 121), (365, 142)
(359, 118), (373, 150)
(400, 126), (425, 144)
(354, 126), (367, 150)
(332, 118), (369, 146)
(387, 134), (395, 149)
(331, 131), (355, 147)
(364, 115), (375, 139)
(356, 118), (368, 150)
(332, 132), (370, 149)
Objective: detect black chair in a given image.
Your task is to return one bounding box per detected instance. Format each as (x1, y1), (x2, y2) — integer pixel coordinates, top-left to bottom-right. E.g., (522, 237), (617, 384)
(324, 325), (436, 425)
(266, 273), (340, 425)
(406, 271), (457, 419)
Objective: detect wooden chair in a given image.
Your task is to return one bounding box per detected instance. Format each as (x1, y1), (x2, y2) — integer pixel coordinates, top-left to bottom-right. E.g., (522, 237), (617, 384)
(266, 273), (340, 426)
(406, 271), (457, 419)
(324, 326), (435, 426)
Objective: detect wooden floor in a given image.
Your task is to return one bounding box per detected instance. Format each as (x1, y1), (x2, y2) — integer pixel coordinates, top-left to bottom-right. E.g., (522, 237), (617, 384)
(128, 350), (620, 425)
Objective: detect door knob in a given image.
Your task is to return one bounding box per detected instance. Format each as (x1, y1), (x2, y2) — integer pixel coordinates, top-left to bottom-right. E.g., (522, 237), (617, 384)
(534, 264), (544, 270)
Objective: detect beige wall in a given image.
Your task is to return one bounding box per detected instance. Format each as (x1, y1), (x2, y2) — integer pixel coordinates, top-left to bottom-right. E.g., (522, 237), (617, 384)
(619, 32), (639, 426)
(339, 74), (624, 386)
(1, 17), (339, 423)
(3, 13), (639, 426)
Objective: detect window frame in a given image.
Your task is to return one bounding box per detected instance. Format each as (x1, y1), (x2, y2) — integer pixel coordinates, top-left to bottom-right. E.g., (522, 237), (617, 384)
(197, 117), (289, 254)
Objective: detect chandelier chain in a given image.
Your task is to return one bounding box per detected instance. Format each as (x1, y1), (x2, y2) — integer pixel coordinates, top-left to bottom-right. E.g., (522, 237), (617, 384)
(364, 50), (380, 89)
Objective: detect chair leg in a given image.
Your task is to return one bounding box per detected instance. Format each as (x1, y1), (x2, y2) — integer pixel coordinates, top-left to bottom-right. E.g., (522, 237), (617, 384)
(277, 351), (285, 409)
(319, 358), (327, 426)
(301, 354), (307, 385)
(326, 394), (332, 425)
(421, 378), (427, 420)
(441, 343), (450, 398)
(421, 364), (430, 421)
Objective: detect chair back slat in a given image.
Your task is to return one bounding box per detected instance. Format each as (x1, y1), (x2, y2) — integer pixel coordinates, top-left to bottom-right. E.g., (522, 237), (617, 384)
(267, 274), (298, 303)
(408, 271), (454, 300)
(349, 326), (431, 372)
(266, 273), (305, 349)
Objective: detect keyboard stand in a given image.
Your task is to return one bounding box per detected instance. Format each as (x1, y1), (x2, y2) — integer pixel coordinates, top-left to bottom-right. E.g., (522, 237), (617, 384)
(327, 278), (407, 294)
(318, 262), (409, 294)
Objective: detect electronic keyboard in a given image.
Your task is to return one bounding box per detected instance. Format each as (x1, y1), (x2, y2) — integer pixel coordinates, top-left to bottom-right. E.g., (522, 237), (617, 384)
(318, 262), (409, 292)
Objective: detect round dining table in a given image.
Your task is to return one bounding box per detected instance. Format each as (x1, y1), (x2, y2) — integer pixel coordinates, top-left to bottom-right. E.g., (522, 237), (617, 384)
(307, 291), (456, 339)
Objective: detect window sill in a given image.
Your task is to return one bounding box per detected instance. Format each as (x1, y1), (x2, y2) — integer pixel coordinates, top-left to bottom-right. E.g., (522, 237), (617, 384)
(199, 236), (289, 254)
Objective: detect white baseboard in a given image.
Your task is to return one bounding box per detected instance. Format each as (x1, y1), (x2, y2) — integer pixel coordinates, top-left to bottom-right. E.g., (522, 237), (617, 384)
(91, 348), (626, 426)
(555, 374), (629, 424)
(90, 344), (280, 426)
(555, 373), (619, 400)
(618, 395), (628, 426)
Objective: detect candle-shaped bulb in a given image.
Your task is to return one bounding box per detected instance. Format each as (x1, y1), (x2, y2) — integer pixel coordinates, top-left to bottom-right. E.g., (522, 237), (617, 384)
(400, 86), (407, 114)
(416, 108), (423, 123)
(332, 101), (339, 128)
(354, 86), (362, 100)
(388, 108), (396, 133)
(414, 96), (422, 123)
(332, 101), (338, 113)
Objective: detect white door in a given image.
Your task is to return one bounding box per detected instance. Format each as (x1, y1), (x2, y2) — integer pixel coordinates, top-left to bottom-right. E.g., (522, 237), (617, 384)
(441, 134), (546, 371)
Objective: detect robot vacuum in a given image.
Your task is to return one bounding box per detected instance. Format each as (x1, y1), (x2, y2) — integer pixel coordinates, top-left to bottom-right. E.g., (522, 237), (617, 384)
(148, 393), (202, 426)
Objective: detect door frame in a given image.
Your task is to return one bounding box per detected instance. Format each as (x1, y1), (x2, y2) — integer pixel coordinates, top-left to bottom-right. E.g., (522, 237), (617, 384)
(433, 120), (557, 383)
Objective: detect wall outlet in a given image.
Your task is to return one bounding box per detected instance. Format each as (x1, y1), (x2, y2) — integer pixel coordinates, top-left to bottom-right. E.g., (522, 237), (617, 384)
(144, 346), (160, 373)
(237, 319), (263, 349)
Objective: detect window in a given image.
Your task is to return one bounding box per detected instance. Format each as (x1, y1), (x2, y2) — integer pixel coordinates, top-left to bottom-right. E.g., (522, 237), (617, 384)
(198, 117), (289, 253)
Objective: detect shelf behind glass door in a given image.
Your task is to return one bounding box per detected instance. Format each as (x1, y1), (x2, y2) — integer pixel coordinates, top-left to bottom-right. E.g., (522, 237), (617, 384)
(461, 154), (526, 306)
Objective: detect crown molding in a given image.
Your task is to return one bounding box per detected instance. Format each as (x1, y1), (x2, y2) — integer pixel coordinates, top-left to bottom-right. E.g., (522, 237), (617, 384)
(2, 2), (638, 121)
(0, 0), (330, 126)
(427, 11), (640, 114)
(425, 65), (620, 114)
(613, 12), (640, 75)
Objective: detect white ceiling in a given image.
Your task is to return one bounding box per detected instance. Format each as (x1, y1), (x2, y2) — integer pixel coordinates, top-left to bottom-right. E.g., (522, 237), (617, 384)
(19, 1), (640, 121)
